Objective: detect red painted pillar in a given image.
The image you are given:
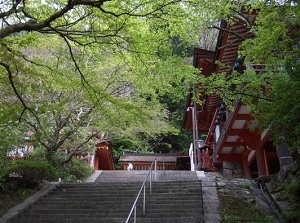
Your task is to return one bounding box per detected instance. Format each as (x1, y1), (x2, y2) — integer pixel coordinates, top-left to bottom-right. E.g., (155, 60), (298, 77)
(256, 146), (267, 176)
(242, 152), (252, 178)
(203, 148), (211, 170)
(94, 156), (99, 170)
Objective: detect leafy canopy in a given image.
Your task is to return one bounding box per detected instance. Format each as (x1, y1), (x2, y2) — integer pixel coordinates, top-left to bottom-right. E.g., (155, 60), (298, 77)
(0, 0), (237, 160)
(240, 2), (300, 151)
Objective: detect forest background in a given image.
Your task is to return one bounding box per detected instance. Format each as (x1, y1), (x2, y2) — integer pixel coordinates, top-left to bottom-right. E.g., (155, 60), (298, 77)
(0, 0), (299, 190)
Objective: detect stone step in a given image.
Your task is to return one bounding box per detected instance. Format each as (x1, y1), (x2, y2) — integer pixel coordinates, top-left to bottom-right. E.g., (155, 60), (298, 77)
(18, 211), (202, 219)
(50, 186), (139, 191)
(9, 217), (126, 223)
(95, 171), (149, 183)
(57, 186), (141, 191)
(95, 170), (199, 183)
(49, 190), (200, 197)
(135, 217), (204, 223)
(9, 216), (203, 223)
(43, 193), (201, 201)
(147, 195), (202, 200)
(37, 198), (136, 203)
(28, 203), (202, 212)
(19, 207), (203, 217)
(151, 189), (201, 194)
(54, 187), (141, 192)
(34, 198), (136, 205)
(6, 170), (204, 223)
(62, 182), (142, 187)
(30, 201), (201, 210)
(151, 182), (201, 188)
(47, 192), (139, 197)
(35, 196), (201, 204)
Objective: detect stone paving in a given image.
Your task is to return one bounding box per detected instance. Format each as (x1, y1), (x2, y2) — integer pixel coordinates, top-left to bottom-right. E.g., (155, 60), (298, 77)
(197, 171), (221, 223)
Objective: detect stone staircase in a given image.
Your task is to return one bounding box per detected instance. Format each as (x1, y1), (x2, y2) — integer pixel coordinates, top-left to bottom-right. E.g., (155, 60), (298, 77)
(3, 170), (205, 223)
(140, 180), (203, 223)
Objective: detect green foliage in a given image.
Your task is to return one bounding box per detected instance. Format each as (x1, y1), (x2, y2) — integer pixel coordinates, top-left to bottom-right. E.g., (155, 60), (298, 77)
(239, 3), (300, 151)
(57, 159), (93, 183)
(282, 180), (300, 222)
(286, 180), (300, 202)
(282, 210), (300, 223)
(242, 181), (251, 189)
(3, 159), (58, 186)
(0, 175), (6, 191)
(112, 138), (136, 155)
(220, 194), (273, 223)
(0, 187), (38, 216)
(50, 151), (93, 182)
(0, 0), (270, 166)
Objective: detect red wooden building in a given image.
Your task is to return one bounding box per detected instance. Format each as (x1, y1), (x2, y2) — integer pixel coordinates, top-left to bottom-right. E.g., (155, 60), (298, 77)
(182, 10), (280, 178)
(7, 136), (115, 171)
(93, 141), (115, 170)
(119, 152), (190, 171)
(63, 140), (115, 171)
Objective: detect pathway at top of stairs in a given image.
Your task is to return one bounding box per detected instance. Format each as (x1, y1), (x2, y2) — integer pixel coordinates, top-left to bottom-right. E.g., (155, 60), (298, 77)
(0, 170), (220, 223)
(94, 170), (202, 183)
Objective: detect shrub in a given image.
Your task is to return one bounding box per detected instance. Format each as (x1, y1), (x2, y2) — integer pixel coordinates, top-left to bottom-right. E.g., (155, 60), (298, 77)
(286, 180), (300, 202)
(282, 210), (300, 223)
(242, 181), (251, 189)
(4, 159), (58, 187)
(0, 175), (6, 191)
(57, 158), (93, 183)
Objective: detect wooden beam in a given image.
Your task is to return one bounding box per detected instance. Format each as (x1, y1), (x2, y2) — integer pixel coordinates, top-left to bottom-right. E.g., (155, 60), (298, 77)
(242, 150), (252, 178)
(216, 153), (243, 161)
(227, 128), (253, 136)
(235, 114), (254, 120)
(265, 151), (278, 159)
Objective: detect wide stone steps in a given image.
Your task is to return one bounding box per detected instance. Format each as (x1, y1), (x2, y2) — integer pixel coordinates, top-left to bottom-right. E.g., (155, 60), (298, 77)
(95, 171), (149, 183)
(7, 218), (127, 223)
(6, 170), (204, 223)
(5, 217), (202, 223)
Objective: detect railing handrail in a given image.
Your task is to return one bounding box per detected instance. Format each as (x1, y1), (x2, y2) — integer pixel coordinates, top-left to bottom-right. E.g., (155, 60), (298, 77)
(125, 159), (156, 223)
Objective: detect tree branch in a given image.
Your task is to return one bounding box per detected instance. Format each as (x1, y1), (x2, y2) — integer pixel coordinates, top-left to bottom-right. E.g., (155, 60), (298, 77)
(0, 0), (182, 38)
(61, 130), (98, 166)
(0, 60), (40, 122)
(3, 44), (57, 73)
(0, 0), (22, 19)
(98, 0), (181, 18)
(233, 89), (274, 102)
(0, 0), (109, 38)
(212, 25), (248, 41)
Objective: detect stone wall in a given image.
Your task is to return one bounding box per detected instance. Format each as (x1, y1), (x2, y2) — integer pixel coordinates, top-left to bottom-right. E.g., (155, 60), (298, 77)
(222, 161), (244, 177)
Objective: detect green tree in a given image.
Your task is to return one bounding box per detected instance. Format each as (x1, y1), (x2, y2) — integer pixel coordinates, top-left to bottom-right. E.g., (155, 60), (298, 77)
(1, 0), (235, 164)
(240, 2), (300, 151)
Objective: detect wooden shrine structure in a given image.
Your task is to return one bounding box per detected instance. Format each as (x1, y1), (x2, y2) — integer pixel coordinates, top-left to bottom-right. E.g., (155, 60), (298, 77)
(182, 10), (280, 178)
(119, 152), (190, 171)
(93, 141), (115, 170)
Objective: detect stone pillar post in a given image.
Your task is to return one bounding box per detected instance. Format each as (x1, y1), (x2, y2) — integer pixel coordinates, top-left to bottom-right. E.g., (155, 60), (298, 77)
(276, 137), (293, 178)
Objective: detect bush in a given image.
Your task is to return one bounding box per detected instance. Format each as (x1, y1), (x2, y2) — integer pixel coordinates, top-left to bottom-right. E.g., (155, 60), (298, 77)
(286, 180), (300, 202)
(57, 158), (93, 183)
(0, 175), (6, 191)
(282, 210), (300, 223)
(3, 159), (58, 187)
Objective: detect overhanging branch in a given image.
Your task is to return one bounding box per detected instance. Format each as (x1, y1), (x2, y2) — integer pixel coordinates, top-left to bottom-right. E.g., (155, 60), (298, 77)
(0, 60), (40, 123)
(211, 25), (248, 41)
(0, 0), (109, 38)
